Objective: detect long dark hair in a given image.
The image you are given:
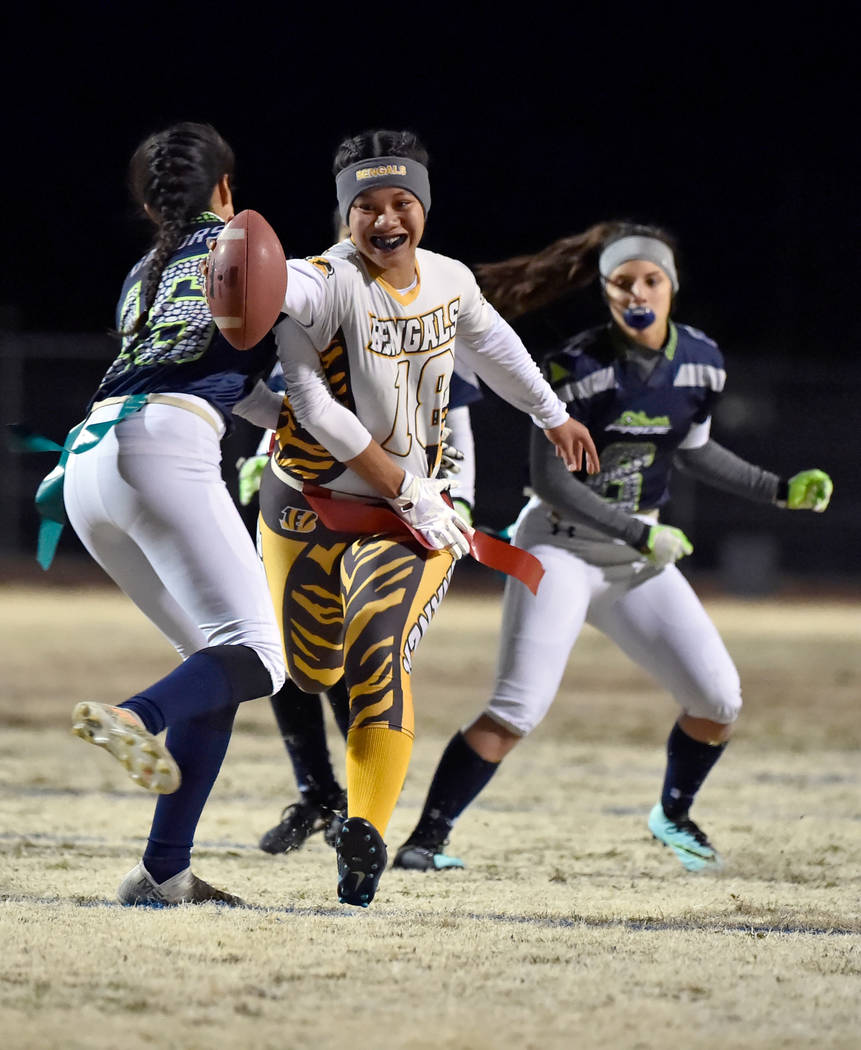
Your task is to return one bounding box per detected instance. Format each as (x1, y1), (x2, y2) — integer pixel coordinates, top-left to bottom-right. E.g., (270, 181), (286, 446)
(332, 129), (429, 174)
(124, 122), (235, 336)
(476, 222), (678, 320)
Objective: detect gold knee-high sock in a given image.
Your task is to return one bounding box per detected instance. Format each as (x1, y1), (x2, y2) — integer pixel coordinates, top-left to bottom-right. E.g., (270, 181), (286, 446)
(345, 725), (414, 838)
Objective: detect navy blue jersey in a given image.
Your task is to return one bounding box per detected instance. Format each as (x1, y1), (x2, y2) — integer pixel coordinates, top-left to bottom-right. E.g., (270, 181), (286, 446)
(449, 365), (483, 410)
(92, 212), (276, 422)
(544, 321), (726, 512)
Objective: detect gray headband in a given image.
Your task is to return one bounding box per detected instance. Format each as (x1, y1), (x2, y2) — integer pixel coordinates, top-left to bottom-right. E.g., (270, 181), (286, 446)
(599, 235), (678, 292)
(335, 156), (431, 224)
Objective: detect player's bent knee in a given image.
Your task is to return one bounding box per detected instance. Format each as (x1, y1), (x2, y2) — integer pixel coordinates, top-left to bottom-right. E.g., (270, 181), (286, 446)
(685, 689), (742, 726)
(483, 692), (552, 739)
(479, 703), (536, 740)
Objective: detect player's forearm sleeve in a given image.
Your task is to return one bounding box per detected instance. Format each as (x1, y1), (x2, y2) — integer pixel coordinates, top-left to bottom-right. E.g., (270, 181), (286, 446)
(530, 428), (651, 549)
(673, 439), (780, 503)
(457, 315), (568, 429)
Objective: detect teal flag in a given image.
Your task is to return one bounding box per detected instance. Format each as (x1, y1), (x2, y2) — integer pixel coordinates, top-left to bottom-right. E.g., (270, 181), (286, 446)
(7, 395), (149, 569)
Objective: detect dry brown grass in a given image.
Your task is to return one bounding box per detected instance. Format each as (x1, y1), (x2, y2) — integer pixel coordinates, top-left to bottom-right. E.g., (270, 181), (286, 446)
(1, 577), (859, 1050)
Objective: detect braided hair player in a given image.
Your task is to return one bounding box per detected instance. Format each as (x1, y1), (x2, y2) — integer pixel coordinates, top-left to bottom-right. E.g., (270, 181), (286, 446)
(393, 222), (833, 874)
(230, 128), (598, 906)
(58, 122), (286, 905)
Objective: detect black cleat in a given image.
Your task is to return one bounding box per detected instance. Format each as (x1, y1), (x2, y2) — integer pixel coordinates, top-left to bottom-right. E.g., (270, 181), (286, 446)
(336, 817), (387, 907)
(392, 841), (465, 871)
(259, 790), (347, 855)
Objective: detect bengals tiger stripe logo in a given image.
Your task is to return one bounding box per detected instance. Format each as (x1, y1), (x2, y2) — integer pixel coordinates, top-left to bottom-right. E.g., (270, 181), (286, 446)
(278, 507), (318, 534)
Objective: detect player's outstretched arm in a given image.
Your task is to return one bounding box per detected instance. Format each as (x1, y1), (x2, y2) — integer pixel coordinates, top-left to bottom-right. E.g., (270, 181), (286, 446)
(543, 417), (600, 474)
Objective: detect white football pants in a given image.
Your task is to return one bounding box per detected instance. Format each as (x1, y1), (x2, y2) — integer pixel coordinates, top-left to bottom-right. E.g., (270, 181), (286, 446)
(64, 397), (285, 693)
(485, 501), (742, 736)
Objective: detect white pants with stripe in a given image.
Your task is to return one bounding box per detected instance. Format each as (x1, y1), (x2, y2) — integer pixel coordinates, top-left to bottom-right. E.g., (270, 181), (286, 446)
(485, 499), (742, 736)
(63, 397), (285, 693)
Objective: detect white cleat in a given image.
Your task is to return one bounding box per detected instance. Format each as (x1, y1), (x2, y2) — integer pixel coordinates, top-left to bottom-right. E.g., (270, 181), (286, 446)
(117, 863), (245, 907)
(71, 701), (180, 794)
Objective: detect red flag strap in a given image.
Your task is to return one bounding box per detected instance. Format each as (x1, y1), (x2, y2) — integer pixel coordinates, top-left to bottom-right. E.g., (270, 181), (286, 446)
(302, 485), (544, 595)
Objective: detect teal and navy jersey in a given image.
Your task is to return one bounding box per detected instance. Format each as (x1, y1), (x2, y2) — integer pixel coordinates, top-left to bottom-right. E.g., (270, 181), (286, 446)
(91, 212), (276, 422)
(544, 321), (726, 513)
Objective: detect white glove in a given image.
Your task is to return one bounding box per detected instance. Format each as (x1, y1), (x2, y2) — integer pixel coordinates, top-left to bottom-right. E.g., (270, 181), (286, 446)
(387, 472), (473, 559)
(438, 427), (464, 478)
(640, 524), (693, 567)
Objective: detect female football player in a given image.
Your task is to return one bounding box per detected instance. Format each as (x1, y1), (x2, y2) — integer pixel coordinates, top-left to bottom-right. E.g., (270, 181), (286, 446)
(60, 122), (285, 905)
(393, 222), (833, 874)
(231, 128), (599, 906)
(254, 368), (481, 858)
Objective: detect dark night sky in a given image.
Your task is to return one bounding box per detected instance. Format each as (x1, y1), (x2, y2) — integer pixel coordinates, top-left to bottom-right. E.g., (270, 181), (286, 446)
(2, 10), (858, 571)
(2, 12), (856, 357)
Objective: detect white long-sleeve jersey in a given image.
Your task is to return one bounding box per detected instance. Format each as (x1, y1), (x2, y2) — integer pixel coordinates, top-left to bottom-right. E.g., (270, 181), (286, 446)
(263, 241), (567, 498)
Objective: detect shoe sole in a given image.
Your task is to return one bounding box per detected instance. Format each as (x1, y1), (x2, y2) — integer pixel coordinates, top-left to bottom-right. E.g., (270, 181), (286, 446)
(72, 702), (181, 794)
(336, 818), (387, 908)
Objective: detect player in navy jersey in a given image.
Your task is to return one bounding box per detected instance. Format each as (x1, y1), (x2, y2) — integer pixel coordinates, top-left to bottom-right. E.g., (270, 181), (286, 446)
(394, 221), (833, 874)
(58, 122), (286, 905)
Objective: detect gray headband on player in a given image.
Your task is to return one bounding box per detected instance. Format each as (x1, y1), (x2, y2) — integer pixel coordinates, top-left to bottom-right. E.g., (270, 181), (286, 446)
(599, 235), (679, 292)
(336, 156), (431, 223)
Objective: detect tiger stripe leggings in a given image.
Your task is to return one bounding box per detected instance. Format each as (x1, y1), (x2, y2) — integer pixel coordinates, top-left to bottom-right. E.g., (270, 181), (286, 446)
(258, 470), (454, 738)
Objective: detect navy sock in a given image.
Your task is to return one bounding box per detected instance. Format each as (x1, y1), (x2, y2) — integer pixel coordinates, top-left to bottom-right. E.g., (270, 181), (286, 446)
(143, 703), (238, 883)
(406, 731), (500, 849)
(122, 644), (273, 734)
(660, 722), (727, 820)
(269, 680), (343, 805)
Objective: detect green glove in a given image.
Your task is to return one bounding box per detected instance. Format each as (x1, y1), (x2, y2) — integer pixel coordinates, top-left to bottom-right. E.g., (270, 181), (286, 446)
(786, 469), (833, 512)
(641, 523), (693, 567)
(452, 497), (474, 527)
(236, 454), (268, 506)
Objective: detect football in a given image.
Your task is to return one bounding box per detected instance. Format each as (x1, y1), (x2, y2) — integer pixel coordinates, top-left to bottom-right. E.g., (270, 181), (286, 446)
(205, 209), (287, 350)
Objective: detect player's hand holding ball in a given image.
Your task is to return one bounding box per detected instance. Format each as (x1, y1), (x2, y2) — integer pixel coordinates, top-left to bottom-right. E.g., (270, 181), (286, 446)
(785, 469), (833, 512)
(641, 524), (693, 567)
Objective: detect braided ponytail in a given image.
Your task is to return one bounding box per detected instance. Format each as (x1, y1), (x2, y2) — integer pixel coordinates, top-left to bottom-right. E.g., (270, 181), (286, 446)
(475, 221), (677, 320)
(124, 122), (235, 337)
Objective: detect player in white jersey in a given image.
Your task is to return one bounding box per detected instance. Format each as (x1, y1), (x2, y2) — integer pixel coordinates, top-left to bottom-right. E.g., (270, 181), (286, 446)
(231, 128), (598, 906)
(393, 221), (833, 875)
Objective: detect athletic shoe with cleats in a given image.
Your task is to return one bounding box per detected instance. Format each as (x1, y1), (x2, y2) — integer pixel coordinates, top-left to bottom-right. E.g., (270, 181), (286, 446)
(71, 701), (180, 794)
(323, 805), (346, 848)
(335, 817), (387, 907)
(392, 841), (465, 872)
(259, 789), (347, 855)
(117, 862), (245, 907)
(648, 802), (722, 871)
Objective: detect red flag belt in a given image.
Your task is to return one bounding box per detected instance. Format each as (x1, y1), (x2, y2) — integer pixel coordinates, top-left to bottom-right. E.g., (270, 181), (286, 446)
(302, 484), (544, 596)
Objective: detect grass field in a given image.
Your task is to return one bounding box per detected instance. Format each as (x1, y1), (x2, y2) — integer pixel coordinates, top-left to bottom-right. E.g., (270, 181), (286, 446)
(1, 573), (859, 1050)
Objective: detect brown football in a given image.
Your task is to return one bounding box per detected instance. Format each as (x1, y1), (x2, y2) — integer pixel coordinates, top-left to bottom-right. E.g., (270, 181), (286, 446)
(205, 209), (287, 350)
